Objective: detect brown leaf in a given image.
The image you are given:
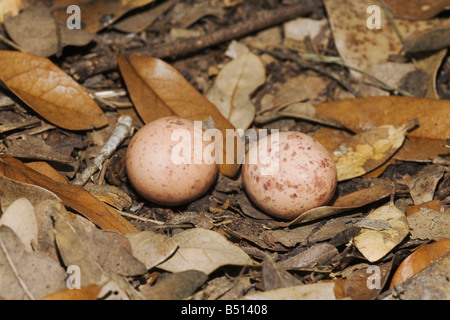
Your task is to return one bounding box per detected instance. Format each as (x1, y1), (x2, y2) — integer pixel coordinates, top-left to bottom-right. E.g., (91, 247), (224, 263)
(118, 54), (239, 177)
(0, 155), (137, 234)
(382, 0), (450, 20)
(390, 239), (450, 288)
(50, 0), (156, 33)
(0, 50), (108, 131)
(42, 284), (102, 300)
(404, 24), (450, 53)
(314, 96), (450, 140)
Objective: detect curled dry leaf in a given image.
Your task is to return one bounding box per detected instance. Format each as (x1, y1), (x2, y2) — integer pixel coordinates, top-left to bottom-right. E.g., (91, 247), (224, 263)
(0, 155), (137, 234)
(332, 120), (417, 181)
(0, 50), (108, 131)
(42, 284), (102, 300)
(156, 228), (255, 275)
(354, 203), (409, 262)
(118, 54), (239, 177)
(390, 239), (450, 288)
(314, 96), (450, 140)
(205, 51), (265, 131)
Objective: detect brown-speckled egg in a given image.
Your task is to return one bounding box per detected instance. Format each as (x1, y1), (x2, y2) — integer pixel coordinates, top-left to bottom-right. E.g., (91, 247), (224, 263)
(242, 131), (337, 220)
(126, 116), (218, 206)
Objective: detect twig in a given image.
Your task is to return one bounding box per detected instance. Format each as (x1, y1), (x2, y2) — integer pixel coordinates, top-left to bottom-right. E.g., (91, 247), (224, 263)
(68, 2), (314, 81)
(73, 115), (133, 186)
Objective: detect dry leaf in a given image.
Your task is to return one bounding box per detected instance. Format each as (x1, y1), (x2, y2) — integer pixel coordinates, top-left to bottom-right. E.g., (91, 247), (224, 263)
(323, 0), (440, 79)
(0, 155), (137, 233)
(382, 0), (450, 20)
(157, 228), (255, 275)
(407, 208), (450, 241)
(354, 203), (409, 262)
(0, 225), (66, 300)
(113, 0), (176, 33)
(283, 178), (393, 226)
(142, 270), (208, 300)
(50, 0), (156, 33)
(4, 6), (94, 57)
(0, 198), (38, 252)
(0, 50), (108, 131)
(278, 243), (338, 269)
(0, 0), (23, 22)
(406, 164), (446, 204)
(243, 282), (337, 300)
(205, 51), (265, 131)
(406, 199), (442, 216)
(314, 96), (450, 140)
(43, 284), (102, 300)
(332, 120), (417, 181)
(118, 54), (239, 177)
(125, 231), (178, 270)
(384, 252), (450, 300)
(404, 25), (450, 53)
(390, 239), (450, 288)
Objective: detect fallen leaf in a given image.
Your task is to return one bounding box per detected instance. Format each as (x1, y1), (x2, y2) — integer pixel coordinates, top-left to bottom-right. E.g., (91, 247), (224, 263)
(262, 254), (302, 291)
(407, 208), (450, 241)
(323, 0), (440, 79)
(142, 270), (208, 300)
(118, 54), (239, 177)
(50, 0), (156, 33)
(404, 24), (450, 53)
(205, 51), (265, 131)
(333, 121), (417, 181)
(42, 284), (102, 300)
(390, 239), (450, 288)
(384, 252), (450, 300)
(0, 225), (66, 300)
(354, 203), (409, 262)
(314, 96), (450, 140)
(0, 50), (108, 130)
(0, 198), (38, 252)
(113, 0), (176, 33)
(382, 0), (450, 20)
(125, 231), (178, 270)
(0, 0), (23, 22)
(278, 243), (338, 269)
(283, 18), (330, 53)
(334, 262), (391, 300)
(406, 164), (446, 204)
(243, 282), (337, 300)
(406, 199), (442, 216)
(255, 102), (345, 129)
(0, 155), (137, 233)
(157, 228), (255, 275)
(283, 178), (393, 226)
(53, 207), (145, 286)
(25, 161), (68, 184)
(4, 6), (94, 57)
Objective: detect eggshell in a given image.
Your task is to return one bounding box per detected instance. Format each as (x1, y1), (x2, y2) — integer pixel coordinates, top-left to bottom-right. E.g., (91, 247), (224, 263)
(242, 131), (337, 220)
(126, 117), (218, 206)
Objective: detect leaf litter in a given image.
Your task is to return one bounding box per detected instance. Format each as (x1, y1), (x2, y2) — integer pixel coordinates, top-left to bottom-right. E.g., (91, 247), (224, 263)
(0, 0), (448, 301)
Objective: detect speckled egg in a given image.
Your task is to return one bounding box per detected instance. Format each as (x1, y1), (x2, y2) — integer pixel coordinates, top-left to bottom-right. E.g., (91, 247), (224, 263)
(242, 131), (337, 220)
(126, 116), (218, 206)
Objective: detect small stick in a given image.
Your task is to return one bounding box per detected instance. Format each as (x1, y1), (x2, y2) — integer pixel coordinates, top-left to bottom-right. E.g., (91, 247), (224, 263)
(73, 115), (133, 186)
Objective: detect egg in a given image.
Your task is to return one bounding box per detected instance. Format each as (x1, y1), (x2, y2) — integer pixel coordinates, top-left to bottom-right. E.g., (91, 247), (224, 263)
(242, 131), (337, 220)
(126, 116), (218, 206)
